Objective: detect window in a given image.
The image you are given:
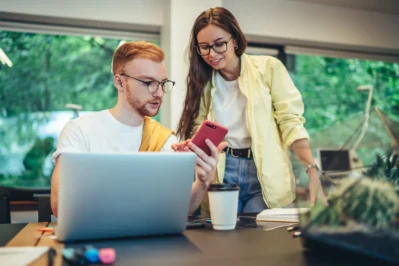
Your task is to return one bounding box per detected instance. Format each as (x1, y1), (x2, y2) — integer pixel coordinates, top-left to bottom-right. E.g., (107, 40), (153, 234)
(0, 30), (159, 188)
(289, 53), (399, 165)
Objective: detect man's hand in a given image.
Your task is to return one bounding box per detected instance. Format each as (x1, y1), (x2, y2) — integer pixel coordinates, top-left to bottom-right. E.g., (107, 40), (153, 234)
(188, 139), (227, 187)
(175, 139), (228, 215)
(172, 138), (227, 186)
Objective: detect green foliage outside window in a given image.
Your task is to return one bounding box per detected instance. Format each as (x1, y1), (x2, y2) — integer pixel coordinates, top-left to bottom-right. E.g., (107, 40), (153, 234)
(292, 55), (399, 134)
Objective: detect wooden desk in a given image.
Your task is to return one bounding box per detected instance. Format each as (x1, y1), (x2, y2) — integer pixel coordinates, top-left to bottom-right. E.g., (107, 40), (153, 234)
(5, 222), (62, 266)
(6, 221), (303, 266)
(3, 221), (392, 266)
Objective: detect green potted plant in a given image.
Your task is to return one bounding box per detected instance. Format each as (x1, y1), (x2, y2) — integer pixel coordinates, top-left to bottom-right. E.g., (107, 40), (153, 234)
(300, 149), (399, 264)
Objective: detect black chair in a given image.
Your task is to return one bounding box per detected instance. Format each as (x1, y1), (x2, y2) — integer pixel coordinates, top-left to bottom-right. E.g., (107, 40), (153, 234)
(0, 185), (51, 224)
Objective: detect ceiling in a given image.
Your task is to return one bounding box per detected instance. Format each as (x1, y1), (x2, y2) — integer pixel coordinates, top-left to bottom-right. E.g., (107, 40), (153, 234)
(290, 0), (399, 15)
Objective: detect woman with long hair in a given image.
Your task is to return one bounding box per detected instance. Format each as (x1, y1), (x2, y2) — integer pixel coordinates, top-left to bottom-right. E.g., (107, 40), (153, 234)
(175, 7), (326, 214)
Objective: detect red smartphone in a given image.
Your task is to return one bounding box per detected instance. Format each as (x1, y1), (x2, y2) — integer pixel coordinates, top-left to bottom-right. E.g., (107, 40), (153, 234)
(191, 120), (228, 156)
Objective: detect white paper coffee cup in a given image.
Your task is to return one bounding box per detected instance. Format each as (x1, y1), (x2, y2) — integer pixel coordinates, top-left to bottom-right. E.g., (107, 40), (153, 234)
(208, 184), (239, 230)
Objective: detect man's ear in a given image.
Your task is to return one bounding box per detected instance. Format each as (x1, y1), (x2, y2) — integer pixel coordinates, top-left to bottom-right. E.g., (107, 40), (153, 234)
(114, 74), (124, 92)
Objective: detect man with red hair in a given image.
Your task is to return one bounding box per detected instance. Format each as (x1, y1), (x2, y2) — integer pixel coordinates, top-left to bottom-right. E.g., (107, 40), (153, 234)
(51, 41), (226, 217)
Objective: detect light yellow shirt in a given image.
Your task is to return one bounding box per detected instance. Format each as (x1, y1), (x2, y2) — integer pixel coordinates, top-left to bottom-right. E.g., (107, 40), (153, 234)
(194, 54), (309, 213)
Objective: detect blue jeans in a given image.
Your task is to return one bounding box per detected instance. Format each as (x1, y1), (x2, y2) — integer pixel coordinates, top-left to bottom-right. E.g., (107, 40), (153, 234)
(223, 153), (267, 213)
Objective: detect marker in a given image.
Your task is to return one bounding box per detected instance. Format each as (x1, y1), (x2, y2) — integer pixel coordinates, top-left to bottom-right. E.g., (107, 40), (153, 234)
(292, 231), (302, 238)
(99, 248), (116, 264)
(62, 248), (87, 265)
(206, 219), (212, 224)
(47, 247), (56, 266)
(38, 227), (54, 233)
(62, 248), (75, 261)
(84, 246), (99, 263)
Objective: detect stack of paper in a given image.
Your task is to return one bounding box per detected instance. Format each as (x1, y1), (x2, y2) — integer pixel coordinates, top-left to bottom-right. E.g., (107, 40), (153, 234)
(0, 247), (49, 266)
(256, 208), (309, 222)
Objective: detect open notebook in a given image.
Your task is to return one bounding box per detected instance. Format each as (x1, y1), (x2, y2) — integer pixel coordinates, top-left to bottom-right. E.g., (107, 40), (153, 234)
(256, 208), (309, 222)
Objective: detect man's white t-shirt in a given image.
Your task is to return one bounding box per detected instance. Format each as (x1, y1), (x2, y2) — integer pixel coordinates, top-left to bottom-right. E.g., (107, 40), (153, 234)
(52, 110), (176, 164)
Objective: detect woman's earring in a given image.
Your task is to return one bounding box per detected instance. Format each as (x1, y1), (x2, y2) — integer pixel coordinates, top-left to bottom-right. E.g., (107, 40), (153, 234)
(235, 46), (238, 50)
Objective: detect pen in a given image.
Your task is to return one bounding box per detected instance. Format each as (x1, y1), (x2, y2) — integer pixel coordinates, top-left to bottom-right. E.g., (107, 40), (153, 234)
(286, 225), (299, 232)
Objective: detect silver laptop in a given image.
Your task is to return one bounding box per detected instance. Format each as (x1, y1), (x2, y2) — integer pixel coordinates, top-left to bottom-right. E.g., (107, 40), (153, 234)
(56, 152), (196, 242)
(317, 148), (352, 177)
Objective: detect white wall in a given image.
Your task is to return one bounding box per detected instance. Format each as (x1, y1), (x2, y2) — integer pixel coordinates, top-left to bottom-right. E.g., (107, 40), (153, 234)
(0, 0), (164, 25)
(161, 0), (222, 132)
(1, 0), (398, 52)
(224, 0), (399, 54)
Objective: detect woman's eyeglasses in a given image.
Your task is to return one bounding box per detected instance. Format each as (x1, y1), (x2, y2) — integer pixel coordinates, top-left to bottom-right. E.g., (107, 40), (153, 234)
(196, 36), (234, 56)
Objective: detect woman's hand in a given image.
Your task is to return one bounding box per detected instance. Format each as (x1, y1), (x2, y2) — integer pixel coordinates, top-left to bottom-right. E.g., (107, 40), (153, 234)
(307, 168), (328, 206)
(171, 139), (191, 152)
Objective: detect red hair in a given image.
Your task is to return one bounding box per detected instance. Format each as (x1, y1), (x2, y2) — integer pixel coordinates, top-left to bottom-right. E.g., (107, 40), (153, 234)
(112, 41), (164, 75)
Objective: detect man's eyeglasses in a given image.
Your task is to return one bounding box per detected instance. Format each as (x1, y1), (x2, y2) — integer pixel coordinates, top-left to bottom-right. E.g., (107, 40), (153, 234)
(120, 74), (175, 93)
(196, 36), (234, 56)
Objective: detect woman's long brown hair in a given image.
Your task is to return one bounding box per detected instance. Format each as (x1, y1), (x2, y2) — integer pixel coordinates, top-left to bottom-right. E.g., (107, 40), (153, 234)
(176, 7), (247, 140)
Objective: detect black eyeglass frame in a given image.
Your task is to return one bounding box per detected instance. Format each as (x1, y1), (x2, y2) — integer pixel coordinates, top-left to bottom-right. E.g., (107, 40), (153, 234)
(120, 73), (175, 93)
(196, 36), (234, 56)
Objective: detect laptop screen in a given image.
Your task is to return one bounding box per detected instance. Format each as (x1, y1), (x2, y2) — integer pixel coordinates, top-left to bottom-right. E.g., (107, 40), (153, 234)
(318, 149), (351, 172)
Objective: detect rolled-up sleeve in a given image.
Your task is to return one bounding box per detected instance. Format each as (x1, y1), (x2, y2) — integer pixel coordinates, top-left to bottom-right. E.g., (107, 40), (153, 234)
(270, 59), (309, 148)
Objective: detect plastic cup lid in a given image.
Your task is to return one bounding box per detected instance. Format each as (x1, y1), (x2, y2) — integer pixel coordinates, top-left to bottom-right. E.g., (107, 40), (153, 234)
(208, 183), (239, 191)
